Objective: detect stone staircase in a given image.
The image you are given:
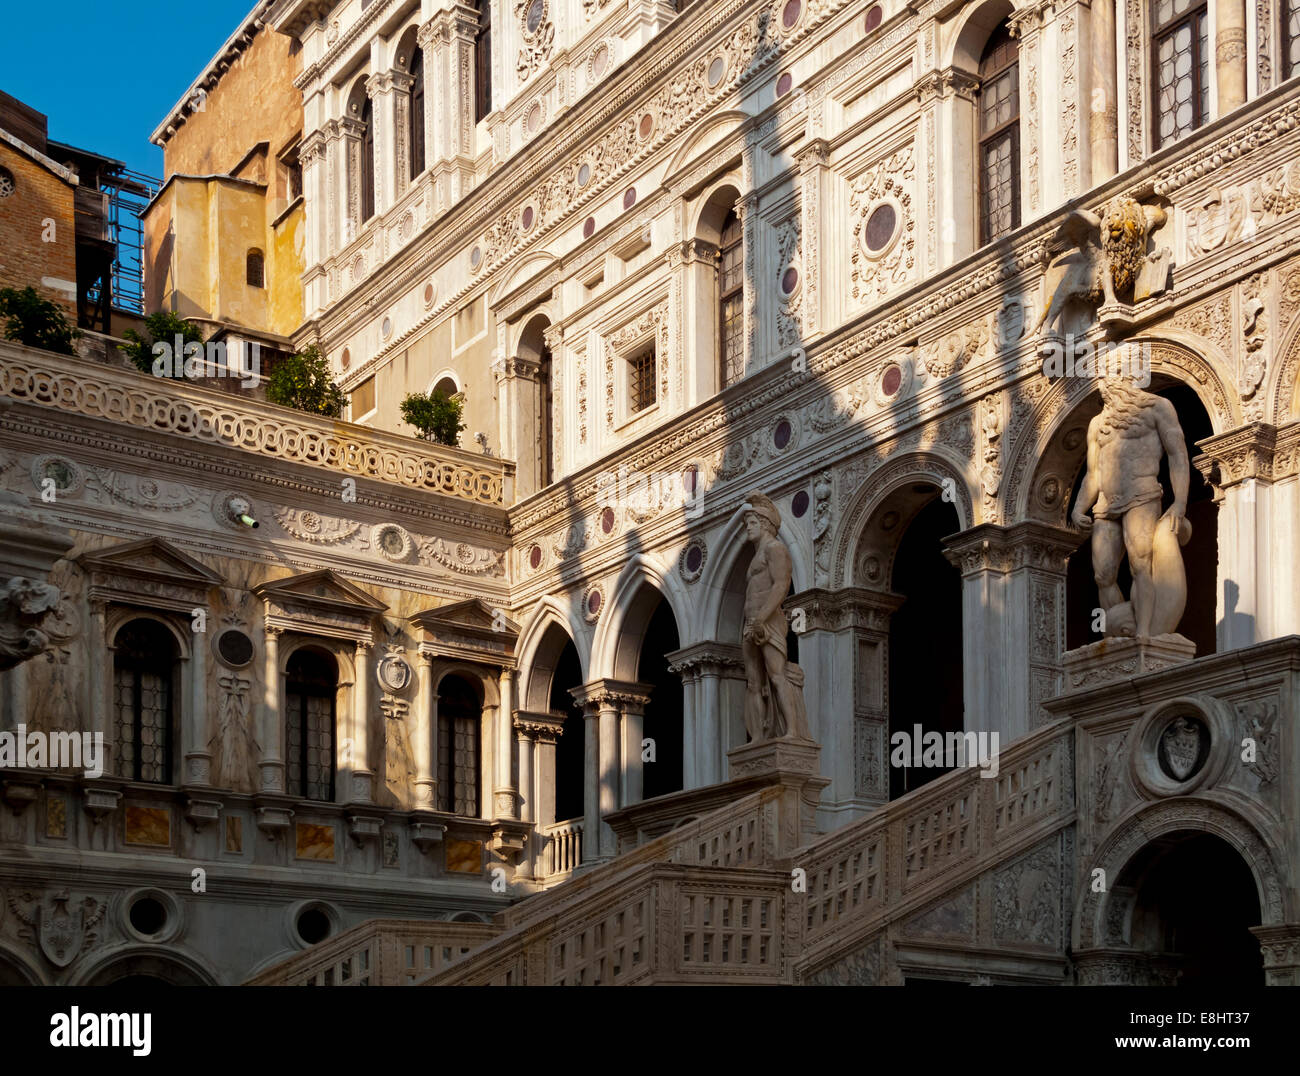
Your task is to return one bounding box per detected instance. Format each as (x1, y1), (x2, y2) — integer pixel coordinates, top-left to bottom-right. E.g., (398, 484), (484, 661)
(249, 720), (1075, 985)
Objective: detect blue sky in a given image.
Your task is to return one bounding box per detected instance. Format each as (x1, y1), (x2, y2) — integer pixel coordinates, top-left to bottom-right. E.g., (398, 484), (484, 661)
(1, 0), (259, 180)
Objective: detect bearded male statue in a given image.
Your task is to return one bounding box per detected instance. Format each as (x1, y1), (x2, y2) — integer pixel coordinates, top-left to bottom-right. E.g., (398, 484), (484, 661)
(741, 493), (812, 742)
(1071, 371), (1192, 640)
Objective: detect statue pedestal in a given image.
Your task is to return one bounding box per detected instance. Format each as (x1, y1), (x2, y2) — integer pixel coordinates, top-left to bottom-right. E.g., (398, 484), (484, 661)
(726, 737), (829, 853)
(1061, 634), (1195, 694)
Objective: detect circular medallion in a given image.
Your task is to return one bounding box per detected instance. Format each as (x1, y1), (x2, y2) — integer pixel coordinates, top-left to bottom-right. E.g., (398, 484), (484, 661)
(527, 0), (544, 34)
(708, 57), (726, 87)
(424, 282), (437, 307)
(592, 45), (609, 78)
(381, 316), (392, 339)
(601, 506), (617, 534)
(773, 419), (793, 450)
(782, 0), (803, 29)
(623, 187), (637, 210)
(776, 73), (793, 97)
(638, 113), (654, 140)
(679, 539), (707, 583)
(31, 456), (83, 498)
(522, 205), (535, 230)
(781, 266), (800, 295)
(584, 585), (604, 622)
(377, 653), (412, 693)
(470, 246), (483, 270)
(583, 216), (596, 239)
(528, 544), (542, 569)
(526, 103), (541, 133)
(864, 4), (883, 31)
(341, 347), (351, 368)
(216, 629), (255, 668)
(577, 162), (591, 187)
(374, 523), (413, 562)
(791, 489), (810, 518)
(864, 203), (898, 253)
(881, 363), (903, 397)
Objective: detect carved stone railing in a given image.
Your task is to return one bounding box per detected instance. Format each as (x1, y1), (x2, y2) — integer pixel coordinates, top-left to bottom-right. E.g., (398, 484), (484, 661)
(245, 918), (502, 985)
(424, 862), (793, 986)
(0, 340), (512, 506)
(542, 817), (584, 878)
(792, 719), (1074, 978)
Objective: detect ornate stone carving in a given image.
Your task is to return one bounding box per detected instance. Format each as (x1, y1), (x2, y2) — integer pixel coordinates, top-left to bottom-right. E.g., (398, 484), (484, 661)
(7, 889), (106, 968)
(515, 0), (555, 83)
(850, 143), (915, 303)
(993, 840), (1059, 946)
(1241, 271), (1269, 421)
(215, 674), (258, 791)
(776, 217), (803, 349)
(812, 470), (833, 587)
(0, 577), (63, 671)
(419, 536), (506, 576)
(1237, 698), (1279, 785)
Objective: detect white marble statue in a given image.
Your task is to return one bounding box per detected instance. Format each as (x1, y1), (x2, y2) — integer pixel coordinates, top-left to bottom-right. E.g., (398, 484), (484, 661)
(741, 493), (811, 741)
(1071, 369), (1192, 639)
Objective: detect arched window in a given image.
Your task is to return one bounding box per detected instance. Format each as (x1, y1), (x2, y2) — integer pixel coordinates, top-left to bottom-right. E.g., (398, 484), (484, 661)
(538, 345), (553, 487)
(360, 99), (376, 222)
(437, 675), (481, 817)
(977, 21), (1020, 245)
(474, 0), (492, 122)
(1284, 0), (1300, 79)
(246, 249), (264, 288)
(409, 48), (426, 179)
(432, 375), (459, 398)
(718, 208), (744, 387)
(113, 619), (178, 784)
(1151, 0), (1208, 148)
(285, 648), (338, 802)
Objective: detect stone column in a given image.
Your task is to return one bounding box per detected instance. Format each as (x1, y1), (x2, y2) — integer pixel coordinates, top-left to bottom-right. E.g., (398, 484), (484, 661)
(1049, 2), (1091, 200)
(916, 69), (980, 266)
(417, 7), (478, 210)
(944, 522), (1079, 743)
(1196, 424), (1278, 650)
(598, 697), (618, 855)
(88, 599), (109, 771)
(299, 131), (327, 277)
(413, 651), (436, 809)
(620, 695), (646, 806)
(494, 356), (540, 496)
(364, 73), (392, 218)
(389, 70), (415, 199)
(796, 140), (828, 338)
(494, 666), (518, 818)
(581, 702), (601, 858)
(185, 613), (211, 785)
(735, 191), (759, 378)
(516, 723), (535, 823)
(1089, 0), (1119, 184)
(351, 641), (374, 803)
(259, 626), (284, 792)
(1216, 0), (1248, 114)
(1251, 925), (1300, 986)
(667, 643), (742, 790)
(338, 117), (364, 249)
(1009, 7), (1045, 218)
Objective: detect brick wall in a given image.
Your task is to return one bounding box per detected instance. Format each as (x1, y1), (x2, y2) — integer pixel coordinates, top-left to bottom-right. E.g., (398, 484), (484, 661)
(0, 141), (77, 317)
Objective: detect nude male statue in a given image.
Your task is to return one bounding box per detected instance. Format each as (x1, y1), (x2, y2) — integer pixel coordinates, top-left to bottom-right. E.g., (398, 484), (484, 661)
(1071, 372), (1191, 639)
(741, 493), (811, 741)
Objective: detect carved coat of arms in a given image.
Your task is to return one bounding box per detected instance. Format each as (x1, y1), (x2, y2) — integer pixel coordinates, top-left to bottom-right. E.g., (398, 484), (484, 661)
(7, 889), (105, 968)
(1161, 717), (1203, 781)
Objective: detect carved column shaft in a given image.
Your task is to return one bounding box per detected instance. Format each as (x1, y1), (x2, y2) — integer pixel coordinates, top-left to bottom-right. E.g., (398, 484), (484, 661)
(1089, 0), (1119, 184)
(495, 666), (517, 817)
(1216, 0), (1248, 113)
(413, 653), (436, 809)
(352, 641), (373, 803)
(582, 706), (601, 859)
(88, 601), (109, 768)
(186, 617), (211, 785)
(598, 699), (618, 856)
(259, 628), (283, 792)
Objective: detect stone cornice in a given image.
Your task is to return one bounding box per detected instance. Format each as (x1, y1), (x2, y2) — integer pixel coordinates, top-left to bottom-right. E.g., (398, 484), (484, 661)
(785, 587), (906, 634)
(512, 709), (566, 739)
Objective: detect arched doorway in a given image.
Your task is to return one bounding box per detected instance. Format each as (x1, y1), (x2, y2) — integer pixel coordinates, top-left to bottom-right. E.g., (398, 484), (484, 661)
(1064, 380), (1217, 653)
(550, 639), (585, 822)
(888, 491), (963, 799)
(1122, 832), (1263, 986)
(516, 313), (553, 491)
(638, 597), (683, 799)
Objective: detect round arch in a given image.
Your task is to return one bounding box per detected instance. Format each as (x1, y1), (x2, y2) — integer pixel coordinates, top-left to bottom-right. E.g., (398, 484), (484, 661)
(278, 638), (355, 685)
(428, 369), (461, 397)
(832, 450), (976, 589)
(432, 663), (501, 709)
(0, 943), (45, 986)
(945, 0), (1016, 71)
(590, 554), (690, 682)
(691, 179), (744, 247)
(513, 308), (554, 362)
(1004, 335), (1240, 526)
(105, 609), (191, 661)
(1268, 308), (1300, 425)
(1074, 797), (1287, 951)
(70, 943), (221, 987)
(344, 75), (371, 121)
(516, 597), (589, 712)
(392, 23), (422, 71)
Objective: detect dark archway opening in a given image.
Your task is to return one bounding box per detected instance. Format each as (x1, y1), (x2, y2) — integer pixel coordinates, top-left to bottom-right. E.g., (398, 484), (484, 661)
(638, 598), (683, 800)
(1065, 382), (1217, 653)
(888, 492), (963, 800)
(551, 640), (585, 822)
(1129, 833), (1263, 986)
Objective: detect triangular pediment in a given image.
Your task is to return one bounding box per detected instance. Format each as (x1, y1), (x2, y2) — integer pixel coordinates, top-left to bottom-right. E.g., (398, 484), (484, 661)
(78, 537), (224, 587)
(412, 598), (518, 638)
(253, 569), (389, 614)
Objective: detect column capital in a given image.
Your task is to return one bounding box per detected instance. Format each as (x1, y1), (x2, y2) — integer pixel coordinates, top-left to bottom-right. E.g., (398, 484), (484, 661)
(783, 587), (906, 635)
(495, 355), (541, 382)
(513, 708), (565, 740)
(797, 138), (831, 168)
(942, 521), (1081, 576)
(569, 678), (654, 713)
(665, 641), (744, 676)
(1251, 924), (1300, 985)
(1195, 422), (1279, 490)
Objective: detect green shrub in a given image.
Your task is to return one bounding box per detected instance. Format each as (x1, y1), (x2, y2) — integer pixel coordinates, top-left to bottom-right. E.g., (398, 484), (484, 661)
(0, 286), (79, 356)
(399, 388), (465, 447)
(120, 310), (203, 377)
(265, 344), (346, 417)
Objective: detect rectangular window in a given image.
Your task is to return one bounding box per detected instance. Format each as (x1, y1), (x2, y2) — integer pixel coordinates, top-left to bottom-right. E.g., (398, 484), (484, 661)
(978, 61), (1020, 244)
(719, 215), (744, 387)
(1152, 0), (1208, 148)
(351, 376), (375, 419)
(287, 693), (335, 802)
(628, 347), (657, 415)
(114, 667), (171, 783)
(437, 712), (479, 816)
